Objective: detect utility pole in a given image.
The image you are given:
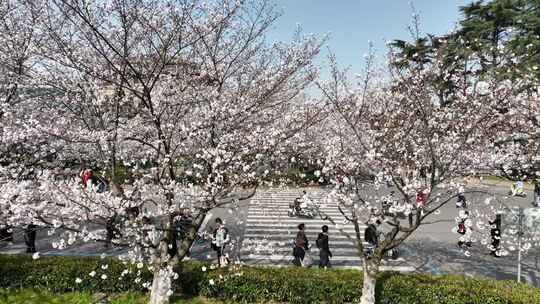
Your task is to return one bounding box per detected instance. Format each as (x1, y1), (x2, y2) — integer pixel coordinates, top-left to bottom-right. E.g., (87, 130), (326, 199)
(517, 207), (524, 283)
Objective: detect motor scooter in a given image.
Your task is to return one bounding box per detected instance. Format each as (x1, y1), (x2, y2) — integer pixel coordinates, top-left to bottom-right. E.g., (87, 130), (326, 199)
(509, 182), (527, 198)
(288, 198), (319, 218)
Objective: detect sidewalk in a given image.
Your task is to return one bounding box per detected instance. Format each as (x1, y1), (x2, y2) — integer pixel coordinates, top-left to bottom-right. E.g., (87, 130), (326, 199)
(465, 177), (534, 191)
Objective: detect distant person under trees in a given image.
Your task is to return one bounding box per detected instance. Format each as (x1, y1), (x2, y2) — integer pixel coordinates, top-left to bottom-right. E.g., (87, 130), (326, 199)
(533, 181), (540, 207)
(364, 219), (381, 257)
(79, 168), (108, 193)
(456, 186), (467, 208)
(489, 215), (502, 257)
(24, 223), (37, 253)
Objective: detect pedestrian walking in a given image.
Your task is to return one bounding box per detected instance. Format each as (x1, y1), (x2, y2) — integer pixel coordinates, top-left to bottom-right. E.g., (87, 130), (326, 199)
(489, 215), (501, 257)
(175, 209), (193, 241)
(0, 226), (13, 243)
(24, 223), (37, 253)
(364, 219), (381, 257)
(385, 177), (393, 188)
(416, 188), (429, 216)
(336, 175), (344, 189)
(533, 181), (540, 207)
(80, 168), (93, 188)
(293, 223), (309, 267)
(211, 218), (230, 267)
(0, 209), (14, 243)
(457, 211), (472, 249)
(91, 175), (108, 193)
(105, 216), (115, 248)
(104, 214), (123, 248)
(316, 225), (332, 268)
(364, 220), (380, 247)
(381, 191), (395, 215)
(456, 186), (467, 208)
(175, 209), (196, 257)
(416, 189), (428, 207)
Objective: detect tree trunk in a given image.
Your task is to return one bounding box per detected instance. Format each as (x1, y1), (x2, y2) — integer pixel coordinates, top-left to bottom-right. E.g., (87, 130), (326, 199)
(149, 240), (176, 304)
(177, 214), (206, 259)
(360, 260), (379, 304)
(149, 267), (172, 304)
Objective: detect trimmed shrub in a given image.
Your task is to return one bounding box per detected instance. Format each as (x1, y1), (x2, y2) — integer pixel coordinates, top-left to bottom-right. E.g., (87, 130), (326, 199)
(201, 266), (361, 304)
(376, 272), (540, 304)
(0, 254), (151, 293)
(0, 254), (208, 295)
(1, 254), (540, 304)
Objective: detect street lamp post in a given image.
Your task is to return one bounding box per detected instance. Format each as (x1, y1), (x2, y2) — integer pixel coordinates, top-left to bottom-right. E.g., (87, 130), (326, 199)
(517, 207), (524, 283)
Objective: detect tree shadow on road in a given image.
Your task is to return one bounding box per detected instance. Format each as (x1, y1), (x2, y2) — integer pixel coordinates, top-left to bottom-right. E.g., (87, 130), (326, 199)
(401, 238), (540, 286)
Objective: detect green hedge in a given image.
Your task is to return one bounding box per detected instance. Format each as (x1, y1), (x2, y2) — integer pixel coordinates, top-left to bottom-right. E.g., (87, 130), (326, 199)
(375, 272), (540, 304)
(201, 266), (361, 303)
(0, 254), (150, 293)
(0, 254), (206, 295)
(1, 254), (540, 304)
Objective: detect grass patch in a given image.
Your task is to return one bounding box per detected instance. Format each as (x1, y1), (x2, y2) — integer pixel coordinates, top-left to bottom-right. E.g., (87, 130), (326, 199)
(0, 289), (226, 304)
(483, 175), (508, 182)
(0, 289), (141, 304)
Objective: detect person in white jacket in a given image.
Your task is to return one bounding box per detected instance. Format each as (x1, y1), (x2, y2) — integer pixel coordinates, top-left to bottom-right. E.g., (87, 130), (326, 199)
(211, 218), (230, 267)
(457, 210), (473, 249)
(300, 191), (312, 209)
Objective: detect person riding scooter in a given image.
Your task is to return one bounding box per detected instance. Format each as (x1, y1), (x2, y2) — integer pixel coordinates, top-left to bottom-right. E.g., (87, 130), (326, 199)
(289, 191), (318, 218)
(509, 181), (526, 197)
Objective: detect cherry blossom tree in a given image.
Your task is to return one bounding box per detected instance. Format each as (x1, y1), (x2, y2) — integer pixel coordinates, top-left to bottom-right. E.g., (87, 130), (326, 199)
(488, 82), (540, 182)
(0, 0), (49, 174)
(2, 0), (324, 303)
(315, 43), (508, 303)
(0, 0), (55, 242)
(389, 4), (540, 183)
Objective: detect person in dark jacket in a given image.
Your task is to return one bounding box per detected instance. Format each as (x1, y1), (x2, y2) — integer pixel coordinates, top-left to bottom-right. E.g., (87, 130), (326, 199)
(0, 226), (13, 242)
(174, 209), (193, 240)
(489, 215), (501, 257)
(364, 220), (380, 247)
(293, 223), (309, 266)
(91, 175), (108, 193)
(456, 186), (467, 208)
(24, 223), (37, 253)
(534, 181), (540, 207)
(105, 216), (115, 248)
(317, 225), (332, 268)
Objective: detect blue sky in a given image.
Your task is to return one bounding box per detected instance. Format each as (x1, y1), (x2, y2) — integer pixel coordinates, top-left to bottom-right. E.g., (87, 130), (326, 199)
(268, 0), (472, 76)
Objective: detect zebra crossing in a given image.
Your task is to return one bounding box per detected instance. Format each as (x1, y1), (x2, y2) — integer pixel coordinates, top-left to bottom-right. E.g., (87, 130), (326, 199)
(239, 188), (370, 267)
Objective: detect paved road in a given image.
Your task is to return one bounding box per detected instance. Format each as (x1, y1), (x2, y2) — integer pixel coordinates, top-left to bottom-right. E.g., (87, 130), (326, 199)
(401, 181), (540, 285)
(1, 182), (539, 283)
(237, 188), (409, 270)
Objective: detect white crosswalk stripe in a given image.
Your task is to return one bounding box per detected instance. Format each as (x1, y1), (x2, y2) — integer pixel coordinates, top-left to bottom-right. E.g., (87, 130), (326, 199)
(238, 188), (407, 269)
(244, 227), (360, 234)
